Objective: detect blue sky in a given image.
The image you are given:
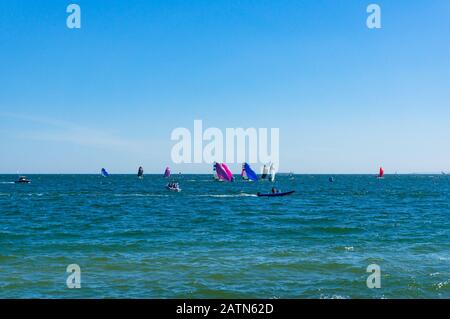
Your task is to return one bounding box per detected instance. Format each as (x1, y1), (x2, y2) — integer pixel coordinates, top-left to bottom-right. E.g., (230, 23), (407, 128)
(1, 0), (449, 174)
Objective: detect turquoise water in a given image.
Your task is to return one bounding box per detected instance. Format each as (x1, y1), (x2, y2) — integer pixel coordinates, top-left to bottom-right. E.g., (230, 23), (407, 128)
(0, 174), (449, 298)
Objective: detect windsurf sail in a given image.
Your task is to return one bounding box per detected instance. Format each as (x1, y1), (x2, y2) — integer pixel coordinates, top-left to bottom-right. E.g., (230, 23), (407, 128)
(138, 166), (144, 178)
(215, 163), (232, 181)
(269, 163), (275, 182)
(261, 165), (268, 179)
(243, 163), (258, 182)
(379, 167), (384, 178)
(101, 168), (109, 177)
(221, 163), (234, 181)
(164, 167), (171, 178)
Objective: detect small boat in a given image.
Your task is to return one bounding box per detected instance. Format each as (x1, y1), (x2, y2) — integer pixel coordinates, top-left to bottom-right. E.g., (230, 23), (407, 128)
(137, 166), (144, 178)
(101, 168), (109, 177)
(164, 167), (171, 178)
(241, 163), (258, 182)
(257, 190), (295, 197)
(214, 162), (233, 182)
(166, 183), (181, 192)
(329, 176), (334, 182)
(377, 167), (384, 179)
(15, 176), (31, 184)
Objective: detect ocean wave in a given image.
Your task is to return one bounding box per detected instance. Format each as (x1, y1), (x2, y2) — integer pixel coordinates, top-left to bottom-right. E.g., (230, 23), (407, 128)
(0, 182), (14, 184)
(195, 194), (258, 198)
(115, 194), (162, 198)
(435, 280), (449, 290)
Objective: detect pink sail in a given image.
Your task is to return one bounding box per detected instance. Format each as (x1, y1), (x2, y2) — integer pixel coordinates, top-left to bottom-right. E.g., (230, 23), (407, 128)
(214, 163), (230, 181)
(164, 167), (171, 177)
(221, 163), (234, 181)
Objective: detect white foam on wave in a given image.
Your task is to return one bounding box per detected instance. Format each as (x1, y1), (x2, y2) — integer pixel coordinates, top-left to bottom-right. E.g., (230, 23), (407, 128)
(0, 182), (14, 184)
(196, 193), (258, 198)
(435, 280), (449, 289)
(114, 194), (169, 197)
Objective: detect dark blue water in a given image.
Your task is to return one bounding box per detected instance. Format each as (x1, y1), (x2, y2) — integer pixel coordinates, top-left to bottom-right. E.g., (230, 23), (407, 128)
(0, 174), (449, 298)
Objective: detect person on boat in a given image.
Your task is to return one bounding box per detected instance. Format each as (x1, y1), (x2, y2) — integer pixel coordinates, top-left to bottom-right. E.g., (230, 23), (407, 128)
(272, 187), (277, 194)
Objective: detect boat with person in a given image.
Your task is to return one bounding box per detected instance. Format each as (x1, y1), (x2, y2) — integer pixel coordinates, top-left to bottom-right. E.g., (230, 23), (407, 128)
(164, 167), (171, 178)
(166, 182), (181, 192)
(257, 190), (295, 197)
(14, 176), (31, 184)
(137, 166), (144, 178)
(377, 167), (384, 179)
(214, 162), (233, 182)
(101, 168), (109, 177)
(241, 163), (258, 182)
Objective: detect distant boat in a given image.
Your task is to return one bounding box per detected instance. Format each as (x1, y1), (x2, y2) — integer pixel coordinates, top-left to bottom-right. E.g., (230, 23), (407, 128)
(242, 163), (258, 182)
(15, 176), (31, 184)
(378, 167), (384, 178)
(257, 190), (295, 197)
(101, 168), (109, 177)
(329, 176), (334, 183)
(442, 171), (446, 175)
(164, 167), (171, 178)
(137, 166), (144, 178)
(268, 163), (275, 182)
(261, 165), (269, 179)
(214, 163), (233, 182)
(166, 182), (181, 192)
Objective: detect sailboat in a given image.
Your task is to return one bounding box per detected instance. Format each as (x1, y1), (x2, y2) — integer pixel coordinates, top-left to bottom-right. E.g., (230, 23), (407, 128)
(378, 167), (384, 179)
(268, 163), (276, 182)
(101, 168), (109, 177)
(242, 163), (258, 182)
(214, 163), (233, 182)
(261, 165), (269, 179)
(137, 166), (144, 178)
(164, 167), (171, 178)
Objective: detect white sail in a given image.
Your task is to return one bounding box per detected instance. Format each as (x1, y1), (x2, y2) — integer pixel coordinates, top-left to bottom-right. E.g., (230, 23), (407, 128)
(269, 164), (275, 182)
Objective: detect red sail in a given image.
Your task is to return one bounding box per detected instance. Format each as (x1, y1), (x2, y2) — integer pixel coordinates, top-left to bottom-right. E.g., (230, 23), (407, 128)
(379, 167), (384, 178)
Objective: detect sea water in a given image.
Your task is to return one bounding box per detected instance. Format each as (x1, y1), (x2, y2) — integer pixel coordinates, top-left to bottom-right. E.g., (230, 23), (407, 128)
(0, 174), (448, 298)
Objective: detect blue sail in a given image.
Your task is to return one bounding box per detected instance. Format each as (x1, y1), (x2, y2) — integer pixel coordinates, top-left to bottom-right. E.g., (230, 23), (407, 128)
(244, 163), (258, 181)
(101, 168), (109, 177)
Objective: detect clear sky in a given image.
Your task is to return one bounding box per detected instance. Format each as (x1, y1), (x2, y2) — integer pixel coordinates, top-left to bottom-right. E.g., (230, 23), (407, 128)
(1, 0), (449, 174)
